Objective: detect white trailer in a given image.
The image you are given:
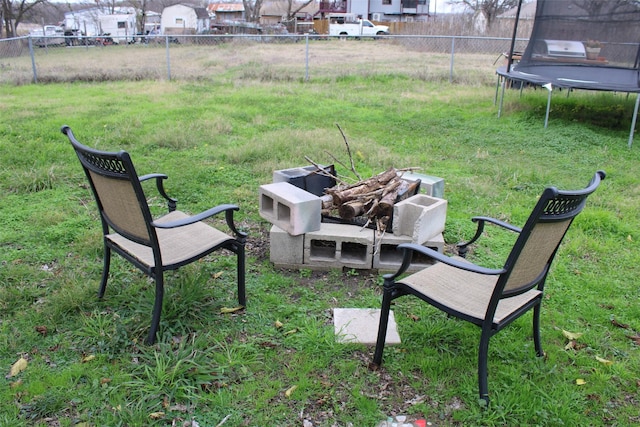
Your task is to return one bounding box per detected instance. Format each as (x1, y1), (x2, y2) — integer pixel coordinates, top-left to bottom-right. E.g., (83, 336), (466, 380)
(98, 13), (137, 44)
(328, 14), (389, 37)
(63, 9), (101, 37)
(63, 7), (137, 38)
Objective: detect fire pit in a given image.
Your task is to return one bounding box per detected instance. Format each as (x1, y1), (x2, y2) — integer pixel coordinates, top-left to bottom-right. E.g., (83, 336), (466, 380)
(260, 164), (447, 272)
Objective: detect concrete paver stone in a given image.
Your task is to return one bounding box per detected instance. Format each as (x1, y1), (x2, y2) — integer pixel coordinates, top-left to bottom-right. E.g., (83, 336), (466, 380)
(333, 308), (401, 345)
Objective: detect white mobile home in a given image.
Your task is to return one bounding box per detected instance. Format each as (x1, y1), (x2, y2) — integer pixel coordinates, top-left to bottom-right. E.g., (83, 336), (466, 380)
(99, 13), (137, 43)
(63, 7), (137, 38)
(161, 4), (210, 35)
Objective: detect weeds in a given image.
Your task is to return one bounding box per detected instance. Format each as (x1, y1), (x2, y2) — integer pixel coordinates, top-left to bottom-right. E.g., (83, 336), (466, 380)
(122, 340), (213, 409)
(75, 311), (133, 359)
(7, 166), (57, 193)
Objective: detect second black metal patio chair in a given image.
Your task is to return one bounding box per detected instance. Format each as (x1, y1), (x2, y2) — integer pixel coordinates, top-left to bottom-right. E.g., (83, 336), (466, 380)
(371, 170), (605, 404)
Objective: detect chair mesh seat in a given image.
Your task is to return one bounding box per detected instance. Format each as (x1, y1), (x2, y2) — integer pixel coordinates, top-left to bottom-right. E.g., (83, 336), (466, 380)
(400, 257), (542, 325)
(107, 210), (233, 268)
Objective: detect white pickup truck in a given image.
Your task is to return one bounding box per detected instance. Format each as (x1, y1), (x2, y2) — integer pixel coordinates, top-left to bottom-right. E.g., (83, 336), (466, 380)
(31, 25), (65, 47)
(328, 16), (389, 37)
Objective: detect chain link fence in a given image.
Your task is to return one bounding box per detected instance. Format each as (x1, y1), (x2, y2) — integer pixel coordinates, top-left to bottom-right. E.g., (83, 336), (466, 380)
(0, 34), (530, 85)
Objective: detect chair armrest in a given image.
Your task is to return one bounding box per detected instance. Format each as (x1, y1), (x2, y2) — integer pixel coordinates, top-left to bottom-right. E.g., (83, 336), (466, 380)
(139, 173), (166, 182)
(456, 216), (521, 258)
(152, 204), (247, 239)
(139, 173), (177, 212)
(384, 243), (506, 281)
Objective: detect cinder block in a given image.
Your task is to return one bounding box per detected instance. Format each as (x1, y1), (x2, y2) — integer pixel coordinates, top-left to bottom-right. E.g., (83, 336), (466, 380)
(304, 222), (374, 270)
(273, 164), (336, 197)
(269, 225), (305, 268)
(392, 194), (447, 242)
(399, 171), (445, 198)
(373, 233), (444, 272)
(259, 182), (321, 236)
(333, 308), (401, 345)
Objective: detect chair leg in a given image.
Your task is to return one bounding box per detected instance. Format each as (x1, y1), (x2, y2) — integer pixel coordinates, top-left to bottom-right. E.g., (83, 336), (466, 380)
(98, 245), (111, 298)
(533, 303), (544, 357)
(237, 244), (246, 306)
(478, 326), (491, 404)
(146, 273), (164, 345)
(372, 283), (394, 367)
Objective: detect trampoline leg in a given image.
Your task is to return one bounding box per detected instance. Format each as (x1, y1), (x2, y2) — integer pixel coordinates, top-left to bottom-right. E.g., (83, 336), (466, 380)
(498, 78), (507, 118)
(494, 74), (500, 105)
(543, 84), (553, 128)
(629, 93), (639, 148)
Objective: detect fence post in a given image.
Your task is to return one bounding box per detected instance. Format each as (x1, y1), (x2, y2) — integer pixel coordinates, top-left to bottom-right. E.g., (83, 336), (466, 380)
(449, 36), (455, 83)
(28, 37), (38, 84)
(305, 34), (309, 81)
(165, 36), (171, 81)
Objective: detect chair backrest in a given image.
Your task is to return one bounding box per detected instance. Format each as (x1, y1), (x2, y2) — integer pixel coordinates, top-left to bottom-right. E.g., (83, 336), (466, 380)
(62, 126), (155, 246)
(498, 171), (605, 298)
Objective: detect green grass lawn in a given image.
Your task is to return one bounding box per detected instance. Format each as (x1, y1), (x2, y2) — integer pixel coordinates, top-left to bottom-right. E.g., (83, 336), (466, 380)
(1, 75), (639, 426)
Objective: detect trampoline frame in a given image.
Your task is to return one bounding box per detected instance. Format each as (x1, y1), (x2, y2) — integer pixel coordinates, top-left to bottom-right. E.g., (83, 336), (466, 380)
(496, 67), (640, 148)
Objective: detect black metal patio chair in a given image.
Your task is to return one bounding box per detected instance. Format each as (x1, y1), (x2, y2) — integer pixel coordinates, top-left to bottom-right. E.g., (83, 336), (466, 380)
(371, 170), (605, 404)
(62, 125), (247, 344)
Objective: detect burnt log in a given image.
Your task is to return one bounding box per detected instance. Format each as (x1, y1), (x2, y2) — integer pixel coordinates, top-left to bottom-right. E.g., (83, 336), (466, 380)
(338, 201), (365, 219)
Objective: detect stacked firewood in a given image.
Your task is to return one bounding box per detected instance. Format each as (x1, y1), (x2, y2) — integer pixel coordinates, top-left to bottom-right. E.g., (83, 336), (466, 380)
(320, 167), (419, 232)
(306, 124), (420, 233)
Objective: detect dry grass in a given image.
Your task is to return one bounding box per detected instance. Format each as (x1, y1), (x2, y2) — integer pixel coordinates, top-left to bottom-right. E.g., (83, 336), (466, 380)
(1, 37), (507, 85)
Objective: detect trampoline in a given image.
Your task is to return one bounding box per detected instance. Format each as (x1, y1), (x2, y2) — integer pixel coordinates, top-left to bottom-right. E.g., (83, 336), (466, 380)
(496, 0), (640, 147)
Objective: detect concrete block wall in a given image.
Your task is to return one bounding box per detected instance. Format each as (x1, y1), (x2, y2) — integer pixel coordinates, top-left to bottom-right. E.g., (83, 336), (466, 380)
(392, 194), (447, 243)
(398, 171), (445, 198)
(272, 164), (336, 197)
(262, 169), (449, 271)
(259, 182), (321, 236)
(270, 223), (445, 272)
(373, 232), (445, 272)
(304, 223), (374, 270)
(269, 225), (305, 268)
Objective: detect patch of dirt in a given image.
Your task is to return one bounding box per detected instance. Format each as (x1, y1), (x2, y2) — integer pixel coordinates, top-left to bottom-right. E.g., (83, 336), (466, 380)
(242, 221), (271, 262)
(235, 221), (467, 425)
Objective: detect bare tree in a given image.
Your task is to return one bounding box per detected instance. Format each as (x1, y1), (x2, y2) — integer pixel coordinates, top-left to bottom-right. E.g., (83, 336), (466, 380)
(243, 0), (263, 23)
(127, 0), (149, 34)
(284, 0), (314, 21)
(94, 0), (118, 15)
(572, 0), (640, 17)
(1, 0), (48, 38)
(449, 0), (520, 27)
